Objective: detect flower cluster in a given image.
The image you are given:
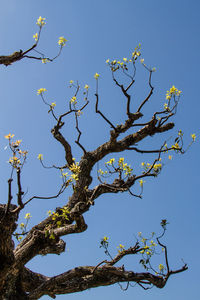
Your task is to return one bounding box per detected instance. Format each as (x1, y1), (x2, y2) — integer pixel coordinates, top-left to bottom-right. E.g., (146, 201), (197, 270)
(100, 236), (109, 249)
(163, 85), (182, 112)
(60, 160), (81, 185)
(37, 154), (43, 161)
(132, 44), (141, 60)
(37, 88), (47, 95)
(118, 157), (133, 176)
(171, 142), (180, 150)
(139, 179), (145, 187)
(42, 58), (50, 64)
(58, 36), (68, 47)
(191, 133), (196, 141)
(45, 206), (70, 239)
(141, 159), (162, 176)
(48, 206), (69, 224)
(94, 73), (100, 79)
(70, 96), (77, 104)
(5, 134), (28, 169)
(117, 244), (125, 253)
(105, 158), (115, 166)
(166, 85), (182, 100)
(50, 102), (56, 109)
(15, 213), (32, 241)
(159, 264), (165, 272)
(106, 44), (141, 73)
(5, 133), (14, 140)
(69, 161), (81, 181)
(84, 84), (89, 90)
(138, 232), (161, 271)
(98, 157), (133, 179)
(25, 213), (31, 219)
(98, 169), (108, 176)
(36, 16), (46, 27)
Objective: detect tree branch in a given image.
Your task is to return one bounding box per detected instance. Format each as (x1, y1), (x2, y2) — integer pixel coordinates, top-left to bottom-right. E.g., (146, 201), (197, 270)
(27, 262), (187, 299)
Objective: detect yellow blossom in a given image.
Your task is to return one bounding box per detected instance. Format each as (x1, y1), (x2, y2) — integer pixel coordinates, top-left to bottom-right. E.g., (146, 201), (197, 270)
(37, 154), (43, 161)
(51, 102), (56, 108)
(70, 96), (77, 104)
(140, 58), (144, 63)
(5, 133), (14, 140)
(77, 110), (83, 116)
(94, 73), (100, 79)
(118, 157), (124, 166)
(141, 238), (147, 243)
(98, 169), (105, 175)
(164, 103), (169, 110)
(9, 156), (20, 166)
(139, 179), (145, 187)
(33, 33), (38, 41)
(178, 130), (183, 136)
(123, 58), (127, 62)
(58, 36), (68, 46)
(19, 150), (28, 157)
(69, 80), (74, 84)
(36, 16), (46, 27)
(153, 163), (162, 171)
(37, 88), (47, 95)
(84, 84), (89, 90)
(42, 58), (49, 64)
(105, 158), (115, 165)
(103, 236), (109, 242)
(106, 59), (110, 63)
(143, 245), (149, 250)
(12, 140), (22, 147)
(117, 244), (125, 249)
(166, 85), (182, 99)
(168, 155), (172, 160)
(150, 240), (157, 247)
(172, 143), (180, 150)
(170, 85), (177, 94)
(49, 233), (55, 239)
(158, 264), (164, 271)
(191, 133), (196, 141)
(25, 213), (31, 219)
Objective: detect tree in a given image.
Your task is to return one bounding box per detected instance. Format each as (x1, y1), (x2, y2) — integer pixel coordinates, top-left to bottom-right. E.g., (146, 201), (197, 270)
(0, 16), (193, 300)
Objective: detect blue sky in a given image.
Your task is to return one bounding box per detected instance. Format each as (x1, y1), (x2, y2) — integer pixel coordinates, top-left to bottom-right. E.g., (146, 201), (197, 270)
(0, 0), (199, 299)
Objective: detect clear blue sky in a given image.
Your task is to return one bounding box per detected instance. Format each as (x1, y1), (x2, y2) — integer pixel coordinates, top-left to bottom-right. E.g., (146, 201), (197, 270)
(0, 1), (199, 299)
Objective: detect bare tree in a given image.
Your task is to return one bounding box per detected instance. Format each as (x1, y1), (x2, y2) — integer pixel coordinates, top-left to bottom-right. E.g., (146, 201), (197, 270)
(0, 17), (191, 299)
